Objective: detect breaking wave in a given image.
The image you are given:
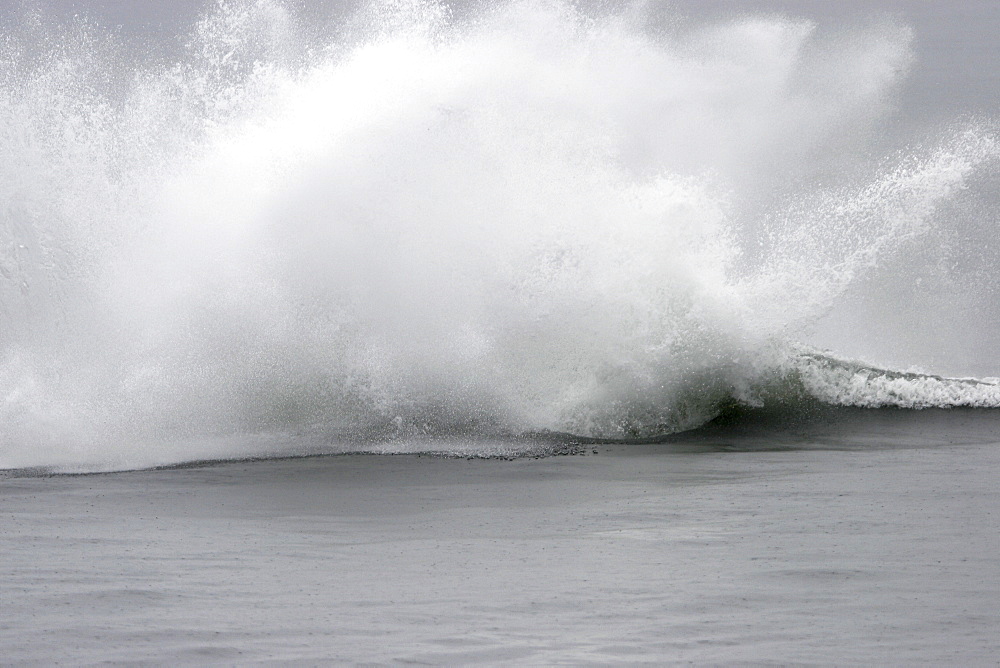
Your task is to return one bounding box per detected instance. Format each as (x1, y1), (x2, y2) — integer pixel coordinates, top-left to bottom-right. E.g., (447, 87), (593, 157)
(1, 0), (998, 472)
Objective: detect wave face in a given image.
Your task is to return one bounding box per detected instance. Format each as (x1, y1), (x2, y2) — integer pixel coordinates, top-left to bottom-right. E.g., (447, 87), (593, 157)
(1, 0), (998, 471)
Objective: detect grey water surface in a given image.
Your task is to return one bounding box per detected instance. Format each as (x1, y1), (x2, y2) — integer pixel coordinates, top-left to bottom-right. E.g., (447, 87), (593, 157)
(4, 421), (1000, 664)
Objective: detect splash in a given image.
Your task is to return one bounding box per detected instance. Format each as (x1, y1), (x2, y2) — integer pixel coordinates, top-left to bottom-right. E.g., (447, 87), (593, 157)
(1, 0), (997, 471)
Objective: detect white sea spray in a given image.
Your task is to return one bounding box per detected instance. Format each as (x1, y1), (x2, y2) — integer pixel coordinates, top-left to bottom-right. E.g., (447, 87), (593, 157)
(0, 0), (997, 471)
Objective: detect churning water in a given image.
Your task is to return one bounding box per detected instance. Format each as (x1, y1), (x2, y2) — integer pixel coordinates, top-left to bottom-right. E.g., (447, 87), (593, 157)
(1, 0), (998, 471)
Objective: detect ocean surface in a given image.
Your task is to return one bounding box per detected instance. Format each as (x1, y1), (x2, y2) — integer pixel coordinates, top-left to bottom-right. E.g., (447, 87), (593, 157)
(2, 0), (999, 663)
(4, 410), (1000, 664)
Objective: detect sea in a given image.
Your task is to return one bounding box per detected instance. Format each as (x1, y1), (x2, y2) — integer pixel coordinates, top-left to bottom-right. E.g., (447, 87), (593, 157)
(2, 0), (999, 664)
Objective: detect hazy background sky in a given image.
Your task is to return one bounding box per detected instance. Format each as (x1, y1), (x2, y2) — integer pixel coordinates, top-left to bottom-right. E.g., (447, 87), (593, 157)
(16, 0), (996, 123)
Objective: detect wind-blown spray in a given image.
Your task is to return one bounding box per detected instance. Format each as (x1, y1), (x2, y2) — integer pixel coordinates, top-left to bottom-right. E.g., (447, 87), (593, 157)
(1, 0), (997, 471)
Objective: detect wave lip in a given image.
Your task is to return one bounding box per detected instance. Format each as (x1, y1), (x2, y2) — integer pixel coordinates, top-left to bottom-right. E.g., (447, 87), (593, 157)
(6, 348), (1000, 475)
(789, 349), (1000, 409)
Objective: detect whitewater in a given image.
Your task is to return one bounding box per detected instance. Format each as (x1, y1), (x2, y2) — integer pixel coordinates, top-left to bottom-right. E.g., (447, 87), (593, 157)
(1, 0), (998, 473)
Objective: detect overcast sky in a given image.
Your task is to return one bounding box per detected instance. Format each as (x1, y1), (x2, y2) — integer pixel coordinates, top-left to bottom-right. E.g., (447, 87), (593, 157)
(7, 0), (992, 124)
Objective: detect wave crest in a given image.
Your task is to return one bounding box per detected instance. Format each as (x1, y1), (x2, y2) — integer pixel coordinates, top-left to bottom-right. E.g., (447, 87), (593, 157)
(0, 0), (998, 472)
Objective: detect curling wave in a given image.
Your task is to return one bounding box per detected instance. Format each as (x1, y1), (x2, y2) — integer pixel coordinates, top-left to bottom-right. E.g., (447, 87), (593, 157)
(1, 0), (998, 472)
